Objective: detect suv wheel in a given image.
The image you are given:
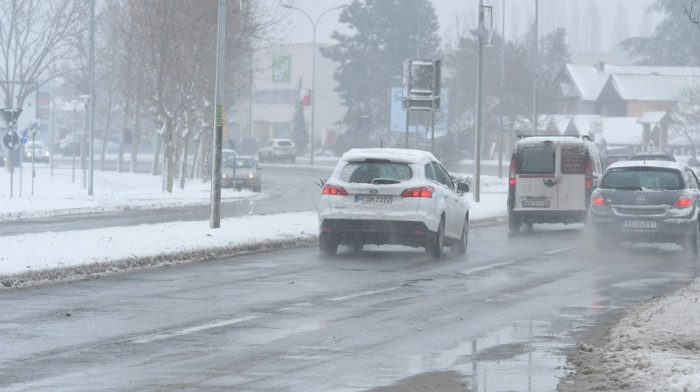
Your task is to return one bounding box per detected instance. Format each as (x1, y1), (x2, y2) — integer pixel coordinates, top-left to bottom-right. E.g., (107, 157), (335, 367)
(320, 234), (338, 255)
(454, 216), (468, 254)
(426, 217), (445, 258)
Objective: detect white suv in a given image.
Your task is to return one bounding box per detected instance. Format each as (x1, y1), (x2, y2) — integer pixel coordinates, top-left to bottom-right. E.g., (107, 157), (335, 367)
(318, 148), (470, 257)
(258, 138), (296, 163)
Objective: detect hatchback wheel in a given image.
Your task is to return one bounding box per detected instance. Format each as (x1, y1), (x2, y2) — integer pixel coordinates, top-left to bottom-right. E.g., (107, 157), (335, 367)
(685, 224), (699, 256)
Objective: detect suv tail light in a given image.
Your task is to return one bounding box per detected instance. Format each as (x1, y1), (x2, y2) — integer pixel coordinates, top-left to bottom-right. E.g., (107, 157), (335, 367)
(673, 195), (693, 208)
(401, 186), (434, 198)
(322, 184), (347, 196)
(590, 191), (609, 207)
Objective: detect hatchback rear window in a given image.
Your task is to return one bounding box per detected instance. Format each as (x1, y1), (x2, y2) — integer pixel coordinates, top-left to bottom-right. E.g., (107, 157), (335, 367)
(340, 161), (412, 183)
(601, 168), (684, 190)
(518, 144), (555, 174)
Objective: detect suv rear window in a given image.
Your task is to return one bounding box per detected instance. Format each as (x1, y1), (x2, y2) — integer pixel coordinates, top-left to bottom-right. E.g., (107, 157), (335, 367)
(601, 168), (683, 190)
(340, 161), (412, 183)
(518, 144), (555, 174)
(277, 140), (293, 147)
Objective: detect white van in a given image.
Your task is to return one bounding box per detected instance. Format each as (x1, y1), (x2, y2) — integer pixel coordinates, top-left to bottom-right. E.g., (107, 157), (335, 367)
(507, 135), (603, 232)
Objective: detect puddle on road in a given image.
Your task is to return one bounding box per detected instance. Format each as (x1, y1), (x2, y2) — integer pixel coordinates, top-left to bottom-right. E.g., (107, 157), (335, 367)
(399, 314), (601, 392)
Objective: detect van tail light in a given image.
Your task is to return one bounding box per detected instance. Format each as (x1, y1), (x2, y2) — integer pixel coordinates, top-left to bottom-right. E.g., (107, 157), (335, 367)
(322, 184), (347, 196)
(401, 186), (434, 198)
(585, 157), (593, 189)
(673, 195), (693, 208)
(509, 156), (516, 191)
(590, 191), (609, 207)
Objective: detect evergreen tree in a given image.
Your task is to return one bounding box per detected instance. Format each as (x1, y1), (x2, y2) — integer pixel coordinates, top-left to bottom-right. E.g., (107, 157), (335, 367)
(321, 0), (441, 140)
(291, 97), (309, 155)
(621, 0), (700, 66)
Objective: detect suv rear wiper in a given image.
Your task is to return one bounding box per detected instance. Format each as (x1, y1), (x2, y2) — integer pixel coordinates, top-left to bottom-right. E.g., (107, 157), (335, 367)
(372, 178), (400, 185)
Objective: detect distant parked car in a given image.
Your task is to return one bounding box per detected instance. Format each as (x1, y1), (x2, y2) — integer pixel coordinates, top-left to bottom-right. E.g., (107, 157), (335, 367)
(318, 148), (470, 257)
(222, 155), (261, 192)
(602, 153), (631, 169)
(258, 138), (296, 163)
(628, 153), (676, 162)
(23, 141), (50, 163)
(588, 160), (700, 254)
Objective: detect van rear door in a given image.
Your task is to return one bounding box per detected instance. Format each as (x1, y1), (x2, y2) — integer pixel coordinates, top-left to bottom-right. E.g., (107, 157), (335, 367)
(558, 145), (587, 210)
(515, 142), (558, 211)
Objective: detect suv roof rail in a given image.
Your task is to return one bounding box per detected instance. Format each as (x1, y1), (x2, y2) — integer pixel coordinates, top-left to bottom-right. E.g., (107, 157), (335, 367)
(516, 133), (594, 141)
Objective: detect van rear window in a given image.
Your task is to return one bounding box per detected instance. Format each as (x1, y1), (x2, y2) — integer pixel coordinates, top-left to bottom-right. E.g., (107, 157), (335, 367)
(519, 144), (555, 174)
(561, 146), (586, 174)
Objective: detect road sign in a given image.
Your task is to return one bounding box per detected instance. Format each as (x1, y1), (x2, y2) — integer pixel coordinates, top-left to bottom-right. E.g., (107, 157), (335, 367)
(1, 108), (22, 125)
(21, 129), (28, 137)
(3, 131), (20, 150)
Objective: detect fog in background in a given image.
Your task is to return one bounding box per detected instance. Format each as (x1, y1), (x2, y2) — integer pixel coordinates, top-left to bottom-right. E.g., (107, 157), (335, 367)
(281, 0), (661, 56)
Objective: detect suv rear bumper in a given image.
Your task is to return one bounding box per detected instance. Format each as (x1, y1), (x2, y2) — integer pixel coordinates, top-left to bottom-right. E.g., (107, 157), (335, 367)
(320, 218), (433, 248)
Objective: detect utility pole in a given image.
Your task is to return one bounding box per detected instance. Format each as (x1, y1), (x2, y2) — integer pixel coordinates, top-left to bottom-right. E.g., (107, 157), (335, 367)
(210, 0), (226, 229)
(533, 0), (539, 135)
(88, 0), (95, 195)
(498, 0), (506, 178)
(474, 0), (485, 202)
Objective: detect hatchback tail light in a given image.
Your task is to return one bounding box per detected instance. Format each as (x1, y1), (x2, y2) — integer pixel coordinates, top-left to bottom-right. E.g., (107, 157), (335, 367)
(673, 195), (693, 208)
(322, 184), (347, 196)
(401, 186), (434, 198)
(590, 191), (609, 207)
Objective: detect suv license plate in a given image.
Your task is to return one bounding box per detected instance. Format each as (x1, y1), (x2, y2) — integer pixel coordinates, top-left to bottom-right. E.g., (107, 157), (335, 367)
(356, 195), (393, 204)
(623, 220), (657, 229)
(522, 199), (550, 208)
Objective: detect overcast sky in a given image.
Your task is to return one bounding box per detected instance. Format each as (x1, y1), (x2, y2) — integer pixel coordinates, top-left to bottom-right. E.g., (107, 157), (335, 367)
(279, 0), (660, 53)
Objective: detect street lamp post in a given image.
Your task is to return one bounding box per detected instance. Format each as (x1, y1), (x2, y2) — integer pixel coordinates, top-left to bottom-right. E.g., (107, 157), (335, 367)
(282, 4), (346, 166)
(71, 100), (78, 184)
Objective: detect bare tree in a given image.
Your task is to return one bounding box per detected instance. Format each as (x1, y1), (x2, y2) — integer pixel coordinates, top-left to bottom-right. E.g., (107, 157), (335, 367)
(0, 0), (85, 120)
(686, 0), (700, 25)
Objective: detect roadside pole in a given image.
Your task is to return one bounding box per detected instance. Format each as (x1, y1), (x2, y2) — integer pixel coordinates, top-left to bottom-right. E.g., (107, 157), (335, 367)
(209, 0), (226, 229)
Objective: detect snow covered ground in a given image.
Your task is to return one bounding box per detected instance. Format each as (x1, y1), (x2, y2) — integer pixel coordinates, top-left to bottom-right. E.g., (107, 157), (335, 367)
(1, 162), (698, 390)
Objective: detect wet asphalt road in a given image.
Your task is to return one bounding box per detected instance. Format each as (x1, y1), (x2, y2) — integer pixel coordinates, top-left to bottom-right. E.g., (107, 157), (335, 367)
(2, 222), (697, 391)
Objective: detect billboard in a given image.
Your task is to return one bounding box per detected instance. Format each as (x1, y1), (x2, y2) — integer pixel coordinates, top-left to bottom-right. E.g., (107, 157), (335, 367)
(390, 87), (449, 135)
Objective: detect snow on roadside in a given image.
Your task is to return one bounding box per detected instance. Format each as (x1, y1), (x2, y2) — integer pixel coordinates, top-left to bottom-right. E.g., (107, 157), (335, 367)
(566, 279), (700, 391)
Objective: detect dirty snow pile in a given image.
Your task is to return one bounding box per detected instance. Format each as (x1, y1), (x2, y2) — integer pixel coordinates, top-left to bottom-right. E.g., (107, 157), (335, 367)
(568, 279), (700, 391)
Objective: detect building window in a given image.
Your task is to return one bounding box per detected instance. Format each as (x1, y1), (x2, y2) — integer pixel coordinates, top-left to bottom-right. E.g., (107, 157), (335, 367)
(253, 89), (296, 105)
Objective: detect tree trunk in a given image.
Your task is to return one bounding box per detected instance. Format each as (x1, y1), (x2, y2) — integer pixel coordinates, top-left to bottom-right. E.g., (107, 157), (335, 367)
(130, 107), (141, 173)
(118, 101), (129, 172)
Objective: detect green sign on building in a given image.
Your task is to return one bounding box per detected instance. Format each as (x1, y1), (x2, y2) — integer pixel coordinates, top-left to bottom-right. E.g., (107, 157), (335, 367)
(272, 55), (291, 83)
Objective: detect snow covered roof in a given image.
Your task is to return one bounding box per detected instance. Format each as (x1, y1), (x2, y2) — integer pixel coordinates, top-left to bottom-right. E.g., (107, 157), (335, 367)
(341, 148), (436, 163)
(564, 63), (700, 102)
(602, 74), (700, 102)
(599, 117), (644, 146)
(638, 111), (671, 124)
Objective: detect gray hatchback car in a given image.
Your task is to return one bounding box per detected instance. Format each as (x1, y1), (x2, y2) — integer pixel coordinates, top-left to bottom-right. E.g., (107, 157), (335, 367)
(588, 160), (700, 254)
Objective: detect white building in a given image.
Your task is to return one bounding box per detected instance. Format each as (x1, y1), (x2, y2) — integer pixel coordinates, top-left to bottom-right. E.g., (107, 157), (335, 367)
(231, 42), (345, 153)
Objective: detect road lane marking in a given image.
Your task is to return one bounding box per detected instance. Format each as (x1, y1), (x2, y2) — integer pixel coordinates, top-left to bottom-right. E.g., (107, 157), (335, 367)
(329, 287), (401, 302)
(459, 261), (515, 276)
(133, 315), (258, 344)
(542, 246), (578, 255)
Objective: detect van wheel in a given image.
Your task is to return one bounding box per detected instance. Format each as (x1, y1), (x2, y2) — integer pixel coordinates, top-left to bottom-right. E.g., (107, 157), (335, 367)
(426, 218), (445, 259)
(351, 241), (363, 255)
(508, 213), (520, 233)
